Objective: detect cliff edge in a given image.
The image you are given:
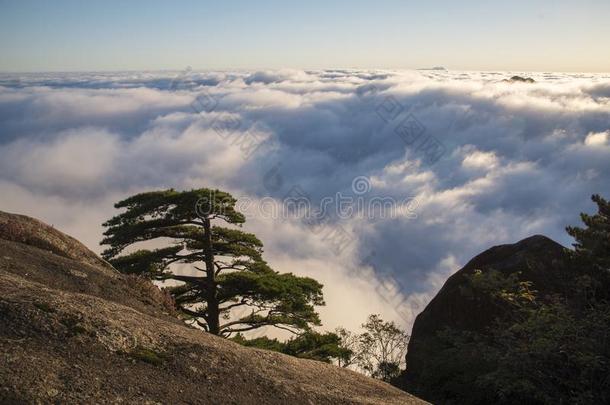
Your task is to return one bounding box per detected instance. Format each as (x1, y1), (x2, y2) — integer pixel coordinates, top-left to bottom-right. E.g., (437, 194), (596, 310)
(0, 210), (425, 404)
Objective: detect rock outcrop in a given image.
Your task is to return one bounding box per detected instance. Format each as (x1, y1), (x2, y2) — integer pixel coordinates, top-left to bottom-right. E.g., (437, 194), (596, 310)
(504, 75), (535, 83)
(403, 235), (571, 392)
(0, 210), (425, 404)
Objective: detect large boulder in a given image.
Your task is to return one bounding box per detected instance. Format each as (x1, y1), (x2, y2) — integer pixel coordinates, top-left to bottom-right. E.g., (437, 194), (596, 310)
(403, 235), (571, 393)
(0, 210), (425, 404)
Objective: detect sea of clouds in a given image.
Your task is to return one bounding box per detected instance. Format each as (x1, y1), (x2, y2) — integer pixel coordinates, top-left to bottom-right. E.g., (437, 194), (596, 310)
(1, 68), (609, 333)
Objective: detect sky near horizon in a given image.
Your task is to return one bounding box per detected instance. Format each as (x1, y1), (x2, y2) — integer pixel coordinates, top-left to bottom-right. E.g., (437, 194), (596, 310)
(1, 0), (609, 72)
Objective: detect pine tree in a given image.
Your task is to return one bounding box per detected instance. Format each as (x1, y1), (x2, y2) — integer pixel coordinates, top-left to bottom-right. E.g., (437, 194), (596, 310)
(566, 194), (610, 299)
(232, 331), (352, 364)
(567, 194), (610, 270)
(101, 188), (324, 336)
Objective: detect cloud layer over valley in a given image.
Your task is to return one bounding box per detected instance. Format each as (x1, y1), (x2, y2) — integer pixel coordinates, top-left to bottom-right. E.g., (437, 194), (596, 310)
(1, 69), (609, 333)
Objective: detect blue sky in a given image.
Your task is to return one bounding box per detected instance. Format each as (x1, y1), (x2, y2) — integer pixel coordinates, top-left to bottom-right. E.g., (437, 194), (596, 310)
(1, 0), (609, 72)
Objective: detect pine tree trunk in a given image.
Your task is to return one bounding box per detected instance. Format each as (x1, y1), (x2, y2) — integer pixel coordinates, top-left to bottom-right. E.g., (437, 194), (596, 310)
(203, 217), (220, 335)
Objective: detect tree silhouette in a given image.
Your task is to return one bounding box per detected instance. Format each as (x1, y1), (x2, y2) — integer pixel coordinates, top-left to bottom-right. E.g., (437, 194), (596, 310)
(101, 188), (324, 336)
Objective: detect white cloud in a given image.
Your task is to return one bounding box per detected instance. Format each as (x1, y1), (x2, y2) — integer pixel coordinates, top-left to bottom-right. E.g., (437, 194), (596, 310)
(584, 131), (609, 146)
(461, 148), (499, 171)
(0, 128), (119, 196)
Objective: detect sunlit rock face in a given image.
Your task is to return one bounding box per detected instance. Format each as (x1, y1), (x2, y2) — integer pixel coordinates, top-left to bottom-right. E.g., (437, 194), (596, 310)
(0, 210), (425, 404)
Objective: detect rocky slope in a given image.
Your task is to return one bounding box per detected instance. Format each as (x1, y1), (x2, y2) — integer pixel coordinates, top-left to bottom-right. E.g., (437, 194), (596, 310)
(402, 235), (571, 395)
(0, 211), (425, 404)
